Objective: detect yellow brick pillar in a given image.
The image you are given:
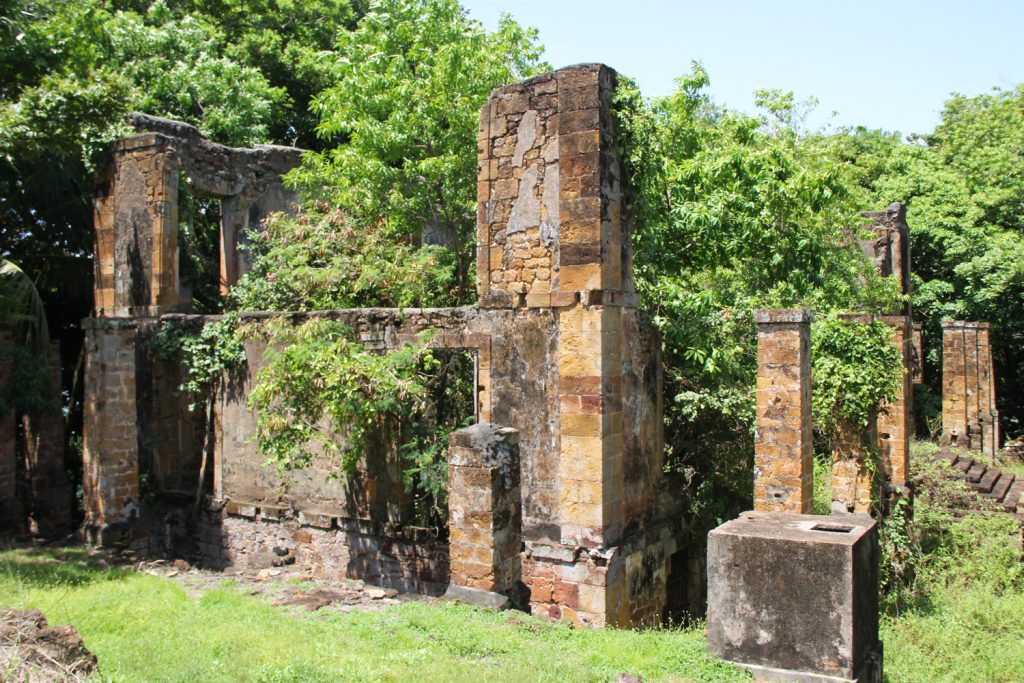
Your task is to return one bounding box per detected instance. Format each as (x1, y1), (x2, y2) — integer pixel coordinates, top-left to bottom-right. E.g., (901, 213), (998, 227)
(476, 64), (668, 628)
(877, 316), (912, 487)
(942, 321), (968, 445)
(752, 309), (814, 513)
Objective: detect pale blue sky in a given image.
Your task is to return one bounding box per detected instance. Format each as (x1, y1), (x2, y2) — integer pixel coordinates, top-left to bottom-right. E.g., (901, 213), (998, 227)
(461, 0), (1024, 136)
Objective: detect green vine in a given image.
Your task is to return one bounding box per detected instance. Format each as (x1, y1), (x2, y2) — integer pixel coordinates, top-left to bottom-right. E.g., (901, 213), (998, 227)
(811, 315), (903, 436)
(151, 313), (246, 411)
(246, 318), (439, 474)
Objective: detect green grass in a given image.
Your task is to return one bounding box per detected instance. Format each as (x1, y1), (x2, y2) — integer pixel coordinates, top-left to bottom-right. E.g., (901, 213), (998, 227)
(0, 547), (745, 683)
(997, 459), (1024, 479)
(881, 586), (1024, 683)
(877, 440), (1024, 682)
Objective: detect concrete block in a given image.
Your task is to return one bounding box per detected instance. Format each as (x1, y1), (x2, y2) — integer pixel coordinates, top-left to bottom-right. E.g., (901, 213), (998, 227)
(708, 511), (881, 683)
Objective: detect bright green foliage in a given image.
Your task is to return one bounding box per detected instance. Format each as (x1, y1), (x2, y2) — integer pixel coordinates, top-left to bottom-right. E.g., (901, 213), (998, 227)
(223, 1), (545, 517)
(151, 313), (246, 412)
(246, 318), (436, 473)
(810, 316), (902, 435)
(875, 440), (1024, 682)
(293, 0), (547, 298)
(614, 66), (902, 525)
(176, 0), (362, 148)
(0, 0), (289, 160)
(829, 85), (1024, 436)
(230, 207), (459, 312)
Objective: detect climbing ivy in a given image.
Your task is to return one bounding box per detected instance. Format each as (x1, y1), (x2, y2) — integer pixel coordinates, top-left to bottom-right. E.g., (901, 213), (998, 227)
(151, 312), (246, 411)
(246, 318), (437, 473)
(811, 315), (903, 437)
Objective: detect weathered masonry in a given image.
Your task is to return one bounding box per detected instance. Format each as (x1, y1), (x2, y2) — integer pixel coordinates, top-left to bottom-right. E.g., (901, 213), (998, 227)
(92, 113), (302, 315)
(752, 309), (813, 514)
(942, 320), (999, 459)
(0, 332), (71, 537)
(83, 64), (687, 627)
(723, 309), (885, 682)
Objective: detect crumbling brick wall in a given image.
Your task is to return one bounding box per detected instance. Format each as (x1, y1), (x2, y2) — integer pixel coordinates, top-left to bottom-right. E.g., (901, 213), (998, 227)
(83, 64), (678, 627)
(0, 333), (70, 537)
(93, 114), (302, 316)
(20, 342), (71, 536)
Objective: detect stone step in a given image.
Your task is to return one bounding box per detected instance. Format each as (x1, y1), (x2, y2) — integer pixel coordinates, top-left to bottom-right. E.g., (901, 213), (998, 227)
(972, 467), (1000, 494)
(966, 461), (987, 483)
(952, 456), (975, 473)
(990, 472), (1017, 502)
(1001, 479), (1024, 513)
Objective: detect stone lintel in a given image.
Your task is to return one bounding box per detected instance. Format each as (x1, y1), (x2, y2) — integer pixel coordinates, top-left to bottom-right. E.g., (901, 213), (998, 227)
(754, 309), (814, 325)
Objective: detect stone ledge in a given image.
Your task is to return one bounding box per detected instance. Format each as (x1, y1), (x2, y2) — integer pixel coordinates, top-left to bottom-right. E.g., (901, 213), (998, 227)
(754, 309), (814, 325)
(443, 583), (510, 611)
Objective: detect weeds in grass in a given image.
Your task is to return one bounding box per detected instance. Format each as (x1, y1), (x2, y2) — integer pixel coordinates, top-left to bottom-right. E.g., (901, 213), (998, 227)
(0, 546), (746, 683)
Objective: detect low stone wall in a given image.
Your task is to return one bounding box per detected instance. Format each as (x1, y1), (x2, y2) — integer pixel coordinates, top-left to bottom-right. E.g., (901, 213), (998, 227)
(201, 506), (449, 595)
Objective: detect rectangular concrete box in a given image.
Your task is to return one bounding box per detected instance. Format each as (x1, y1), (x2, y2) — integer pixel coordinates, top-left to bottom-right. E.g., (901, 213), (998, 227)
(707, 511), (881, 683)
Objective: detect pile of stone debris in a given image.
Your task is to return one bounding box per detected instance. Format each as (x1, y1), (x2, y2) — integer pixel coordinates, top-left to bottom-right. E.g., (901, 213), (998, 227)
(1003, 435), (1024, 463)
(0, 609), (98, 682)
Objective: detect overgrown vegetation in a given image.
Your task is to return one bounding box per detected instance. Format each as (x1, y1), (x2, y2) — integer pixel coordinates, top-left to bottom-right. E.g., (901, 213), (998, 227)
(613, 69), (904, 527)
(877, 441), (1024, 682)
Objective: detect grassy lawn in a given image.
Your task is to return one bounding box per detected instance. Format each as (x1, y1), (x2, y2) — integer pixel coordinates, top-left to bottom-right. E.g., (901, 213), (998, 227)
(0, 547), (746, 683)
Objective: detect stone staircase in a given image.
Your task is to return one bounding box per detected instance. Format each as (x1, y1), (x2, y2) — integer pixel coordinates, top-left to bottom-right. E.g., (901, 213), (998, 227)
(937, 447), (1024, 519)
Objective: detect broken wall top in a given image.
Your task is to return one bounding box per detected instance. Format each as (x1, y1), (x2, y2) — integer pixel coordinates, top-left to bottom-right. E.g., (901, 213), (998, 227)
(93, 114), (304, 316)
(122, 113), (303, 198)
(477, 64), (635, 309)
(859, 201), (912, 315)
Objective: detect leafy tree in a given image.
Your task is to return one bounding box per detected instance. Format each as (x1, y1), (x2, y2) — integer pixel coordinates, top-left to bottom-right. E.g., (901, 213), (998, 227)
(293, 0), (547, 299)
(832, 86), (1024, 436)
(229, 205), (459, 311)
(615, 66), (902, 524)
(0, 0), (363, 481)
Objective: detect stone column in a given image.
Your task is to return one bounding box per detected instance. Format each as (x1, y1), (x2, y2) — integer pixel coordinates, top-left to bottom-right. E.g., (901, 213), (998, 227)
(962, 323), (982, 450)
(476, 64), (668, 628)
(877, 316), (912, 488)
(912, 323), (924, 384)
(21, 342), (71, 536)
(93, 134), (183, 316)
(942, 321), (968, 445)
(0, 330), (19, 531)
(478, 64), (635, 551)
(446, 423), (521, 602)
(81, 317), (141, 541)
(753, 309), (813, 513)
(977, 324), (999, 459)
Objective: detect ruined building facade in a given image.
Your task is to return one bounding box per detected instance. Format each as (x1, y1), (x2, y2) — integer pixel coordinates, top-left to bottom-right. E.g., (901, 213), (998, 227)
(82, 65), (691, 627)
(942, 321), (999, 459)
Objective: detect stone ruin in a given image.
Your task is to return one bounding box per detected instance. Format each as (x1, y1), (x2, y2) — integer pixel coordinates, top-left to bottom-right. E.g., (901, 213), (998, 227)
(753, 204), (920, 517)
(717, 307), (886, 682)
(0, 332), (71, 538)
(81, 64), (691, 628)
(55, 59), (1001, 657)
(92, 112), (303, 315)
(942, 321), (1000, 459)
